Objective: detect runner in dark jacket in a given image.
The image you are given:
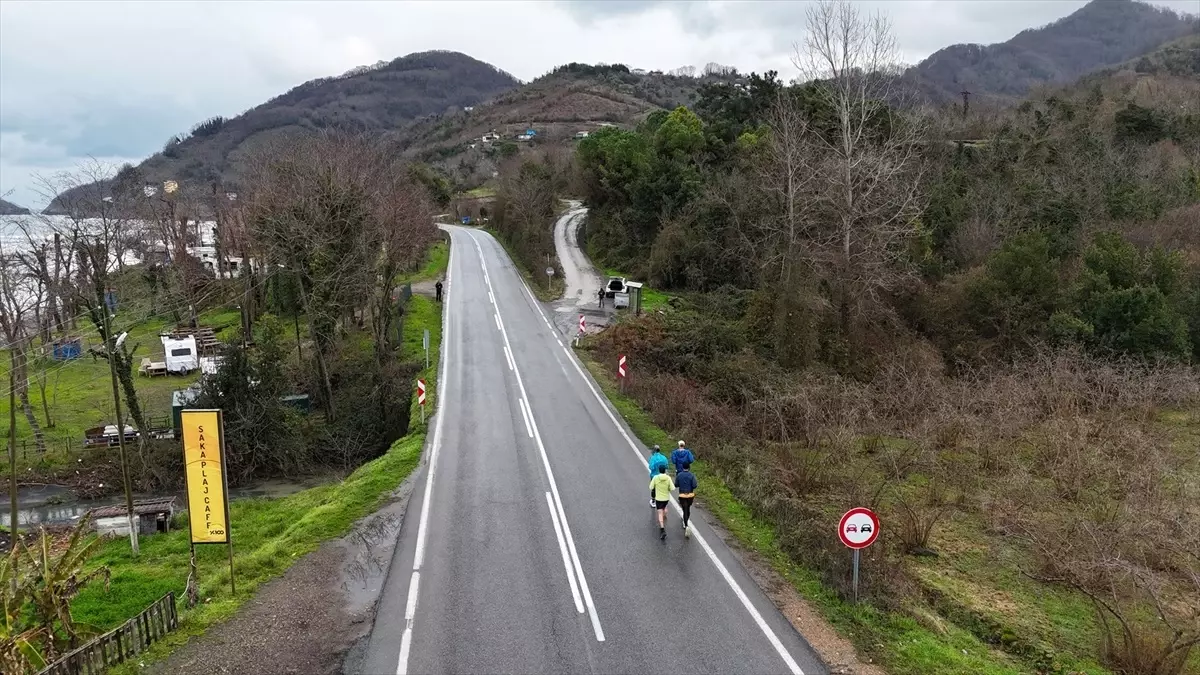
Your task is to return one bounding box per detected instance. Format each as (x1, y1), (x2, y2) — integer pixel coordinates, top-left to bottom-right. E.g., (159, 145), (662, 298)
(676, 462), (697, 538)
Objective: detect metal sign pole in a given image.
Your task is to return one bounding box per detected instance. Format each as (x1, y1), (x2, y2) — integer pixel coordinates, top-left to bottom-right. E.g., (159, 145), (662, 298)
(852, 549), (860, 604)
(219, 411), (235, 595)
(423, 329), (430, 369)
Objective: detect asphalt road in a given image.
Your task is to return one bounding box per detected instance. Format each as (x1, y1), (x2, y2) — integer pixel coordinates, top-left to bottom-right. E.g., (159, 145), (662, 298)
(359, 225), (827, 675)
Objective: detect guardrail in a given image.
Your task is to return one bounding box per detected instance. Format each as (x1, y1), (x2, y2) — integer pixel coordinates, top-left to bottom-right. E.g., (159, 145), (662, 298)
(37, 592), (178, 675)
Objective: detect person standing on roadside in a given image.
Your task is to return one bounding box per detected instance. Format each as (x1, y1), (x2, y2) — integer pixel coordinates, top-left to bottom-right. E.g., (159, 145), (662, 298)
(676, 462), (697, 538)
(597, 286), (605, 308)
(649, 465), (676, 541)
(435, 279), (444, 302)
(671, 440), (694, 475)
(648, 445), (669, 508)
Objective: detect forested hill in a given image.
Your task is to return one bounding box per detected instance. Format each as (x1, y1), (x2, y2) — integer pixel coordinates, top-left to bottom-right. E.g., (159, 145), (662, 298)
(46, 50), (520, 213)
(908, 0), (1197, 103)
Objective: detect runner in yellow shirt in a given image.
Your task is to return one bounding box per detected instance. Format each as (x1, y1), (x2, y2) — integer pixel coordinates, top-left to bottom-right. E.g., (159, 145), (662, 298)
(649, 465), (675, 541)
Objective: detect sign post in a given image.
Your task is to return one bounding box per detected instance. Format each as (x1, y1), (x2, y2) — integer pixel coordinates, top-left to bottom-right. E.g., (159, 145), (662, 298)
(181, 409), (235, 597)
(618, 354), (627, 392)
(575, 314), (585, 346)
(423, 329), (430, 369)
(838, 507), (880, 604)
(418, 378), (427, 424)
(546, 266), (554, 291)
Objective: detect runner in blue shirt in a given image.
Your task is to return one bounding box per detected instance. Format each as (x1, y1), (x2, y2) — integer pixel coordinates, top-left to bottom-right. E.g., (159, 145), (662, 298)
(670, 440), (694, 474)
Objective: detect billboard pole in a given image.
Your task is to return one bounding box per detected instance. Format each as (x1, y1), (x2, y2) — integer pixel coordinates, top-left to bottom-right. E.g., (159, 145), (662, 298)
(219, 410), (235, 595)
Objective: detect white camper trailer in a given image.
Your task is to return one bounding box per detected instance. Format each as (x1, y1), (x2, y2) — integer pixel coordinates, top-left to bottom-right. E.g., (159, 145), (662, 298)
(160, 335), (199, 374)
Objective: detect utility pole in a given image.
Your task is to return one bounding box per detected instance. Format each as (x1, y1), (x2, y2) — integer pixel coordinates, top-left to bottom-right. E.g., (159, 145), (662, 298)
(92, 238), (139, 556)
(9, 359), (18, 543)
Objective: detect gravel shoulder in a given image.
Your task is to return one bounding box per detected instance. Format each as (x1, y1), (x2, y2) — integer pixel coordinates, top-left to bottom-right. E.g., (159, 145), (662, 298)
(146, 478), (417, 675)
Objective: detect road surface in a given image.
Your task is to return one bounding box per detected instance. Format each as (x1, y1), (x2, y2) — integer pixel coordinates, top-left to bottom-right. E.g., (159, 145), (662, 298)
(553, 201), (603, 309)
(359, 225), (827, 675)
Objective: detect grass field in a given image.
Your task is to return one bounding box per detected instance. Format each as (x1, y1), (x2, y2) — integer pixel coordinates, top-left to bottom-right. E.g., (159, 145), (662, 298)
(1, 306), (242, 474)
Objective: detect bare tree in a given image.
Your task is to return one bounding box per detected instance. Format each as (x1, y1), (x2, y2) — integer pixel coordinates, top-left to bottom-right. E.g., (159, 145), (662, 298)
(0, 245), (48, 456)
(242, 133), (380, 421)
(791, 0), (928, 335)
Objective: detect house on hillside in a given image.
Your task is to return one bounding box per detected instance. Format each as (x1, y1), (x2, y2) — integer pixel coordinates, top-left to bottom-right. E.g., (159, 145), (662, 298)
(574, 131), (590, 139)
(481, 131), (500, 143)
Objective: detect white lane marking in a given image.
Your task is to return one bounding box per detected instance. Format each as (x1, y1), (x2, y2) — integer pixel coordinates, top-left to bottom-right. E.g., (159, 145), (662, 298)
(492, 231), (804, 674)
(489, 290), (495, 305)
(546, 491), (585, 613)
(518, 398), (534, 438)
(398, 629), (413, 675)
(494, 313), (501, 330)
(405, 571), (420, 620)
(470, 233), (606, 643)
(401, 227), (456, 675)
(504, 344), (515, 371)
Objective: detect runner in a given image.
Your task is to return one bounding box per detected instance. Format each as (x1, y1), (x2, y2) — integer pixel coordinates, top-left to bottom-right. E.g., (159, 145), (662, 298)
(649, 465), (675, 541)
(676, 462), (697, 538)
(670, 440), (694, 474)
(648, 445), (669, 508)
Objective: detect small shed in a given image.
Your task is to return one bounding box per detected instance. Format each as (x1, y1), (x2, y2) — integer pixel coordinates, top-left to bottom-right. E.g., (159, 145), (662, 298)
(161, 335), (199, 373)
(88, 497), (177, 536)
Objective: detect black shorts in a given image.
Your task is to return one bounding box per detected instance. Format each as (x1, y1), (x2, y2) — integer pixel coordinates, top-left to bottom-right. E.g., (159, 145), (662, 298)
(655, 500), (670, 510)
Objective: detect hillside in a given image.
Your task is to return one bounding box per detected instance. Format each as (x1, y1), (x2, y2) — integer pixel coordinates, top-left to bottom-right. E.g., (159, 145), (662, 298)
(394, 64), (715, 188)
(908, 0), (1197, 103)
(46, 50), (520, 213)
(0, 198), (30, 215)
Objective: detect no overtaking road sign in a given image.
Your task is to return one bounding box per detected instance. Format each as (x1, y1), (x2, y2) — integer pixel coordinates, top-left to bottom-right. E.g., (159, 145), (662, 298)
(838, 507), (879, 549)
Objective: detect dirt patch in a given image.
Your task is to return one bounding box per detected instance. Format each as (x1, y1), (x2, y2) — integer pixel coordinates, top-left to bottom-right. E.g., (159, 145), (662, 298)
(148, 542), (359, 675)
(704, 514), (887, 675)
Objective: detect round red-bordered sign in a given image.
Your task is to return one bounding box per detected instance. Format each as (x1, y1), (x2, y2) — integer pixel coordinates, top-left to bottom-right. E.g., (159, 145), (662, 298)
(838, 507), (879, 549)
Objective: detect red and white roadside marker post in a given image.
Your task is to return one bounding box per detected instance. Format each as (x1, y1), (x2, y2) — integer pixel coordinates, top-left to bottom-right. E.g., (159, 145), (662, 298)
(417, 378), (427, 424)
(838, 507), (880, 604)
(618, 354), (627, 392)
(575, 314), (586, 346)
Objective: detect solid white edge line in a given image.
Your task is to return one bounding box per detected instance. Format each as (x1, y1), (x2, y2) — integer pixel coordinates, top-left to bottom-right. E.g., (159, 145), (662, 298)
(518, 398), (534, 438)
(501, 231), (804, 674)
(546, 491), (585, 613)
(401, 226), (455, 675)
(470, 232), (605, 644)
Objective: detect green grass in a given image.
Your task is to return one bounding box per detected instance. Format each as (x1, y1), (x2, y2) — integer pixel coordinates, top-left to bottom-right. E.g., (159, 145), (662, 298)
(1, 305), (242, 474)
(461, 186), (496, 199)
(580, 356), (1031, 674)
(403, 295), (443, 433)
(404, 239), (449, 284)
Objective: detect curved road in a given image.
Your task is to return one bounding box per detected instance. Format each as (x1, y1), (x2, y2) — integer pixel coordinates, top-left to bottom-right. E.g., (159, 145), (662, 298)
(359, 226), (826, 675)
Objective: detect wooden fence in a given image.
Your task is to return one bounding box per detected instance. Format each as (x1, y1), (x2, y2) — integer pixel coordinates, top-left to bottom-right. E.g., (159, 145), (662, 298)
(37, 592), (178, 675)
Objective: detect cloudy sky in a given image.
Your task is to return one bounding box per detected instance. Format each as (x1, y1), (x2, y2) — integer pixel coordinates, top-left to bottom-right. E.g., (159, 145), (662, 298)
(1, 0), (1194, 209)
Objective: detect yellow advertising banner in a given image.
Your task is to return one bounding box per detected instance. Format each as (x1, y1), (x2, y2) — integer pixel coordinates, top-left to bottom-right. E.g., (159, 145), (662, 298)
(181, 410), (229, 544)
